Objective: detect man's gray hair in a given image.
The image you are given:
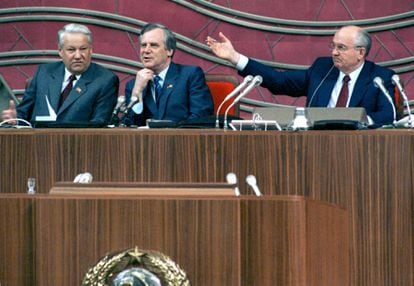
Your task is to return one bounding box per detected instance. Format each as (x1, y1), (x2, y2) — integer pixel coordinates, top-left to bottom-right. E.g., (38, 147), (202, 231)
(57, 23), (92, 48)
(139, 23), (177, 57)
(355, 29), (372, 56)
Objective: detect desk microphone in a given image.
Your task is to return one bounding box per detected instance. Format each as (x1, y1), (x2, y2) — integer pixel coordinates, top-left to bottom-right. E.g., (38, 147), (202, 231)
(215, 75), (254, 128)
(246, 175), (262, 197)
(73, 172), (93, 184)
(113, 96), (126, 115)
(123, 96), (138, 115)
(391, 74), (413, 127)
(223, 75), (263, 129)
(110, 96), (126, 125)
(373, 76), (396, 124)
(226, 172), (240, 196)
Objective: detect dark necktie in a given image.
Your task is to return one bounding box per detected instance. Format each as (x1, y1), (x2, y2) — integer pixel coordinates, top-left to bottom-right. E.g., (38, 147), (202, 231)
(59, 74), (76, 108)
(154, 75), (162, 106)
(336, 75), (350, 107)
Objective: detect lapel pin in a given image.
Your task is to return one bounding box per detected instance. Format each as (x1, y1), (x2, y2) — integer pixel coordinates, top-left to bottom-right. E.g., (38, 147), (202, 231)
(167, 84), (173, 89)
(76, 87), (82, 93)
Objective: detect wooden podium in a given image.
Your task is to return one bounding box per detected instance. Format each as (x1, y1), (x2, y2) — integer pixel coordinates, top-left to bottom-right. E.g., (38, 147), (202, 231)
(0, 183), (348, 286)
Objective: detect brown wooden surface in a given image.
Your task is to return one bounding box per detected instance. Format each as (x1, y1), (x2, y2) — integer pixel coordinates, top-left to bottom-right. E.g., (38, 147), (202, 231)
(0, 128), (412, 285)
(0, 195), (35, 286)
(0, 194), (347, 286)
(50, 181), (237, 196)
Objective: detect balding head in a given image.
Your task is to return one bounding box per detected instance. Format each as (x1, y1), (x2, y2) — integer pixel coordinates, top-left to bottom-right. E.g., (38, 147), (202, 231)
(335, 25), (372, 56)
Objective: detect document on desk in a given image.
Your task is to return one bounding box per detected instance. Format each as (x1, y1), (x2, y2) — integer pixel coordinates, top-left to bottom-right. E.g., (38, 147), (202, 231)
(35, 95), (57, 121)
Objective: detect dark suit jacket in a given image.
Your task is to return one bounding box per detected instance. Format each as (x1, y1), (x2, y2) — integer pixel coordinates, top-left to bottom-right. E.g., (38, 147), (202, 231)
(239, 57), (395, 125)
(124, 62), (213, 126)
(17, 61), (119, 125)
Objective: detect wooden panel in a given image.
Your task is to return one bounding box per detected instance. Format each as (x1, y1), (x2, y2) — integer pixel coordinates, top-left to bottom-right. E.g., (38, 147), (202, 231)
(0, 130), (35, 193)
(0, 194), (347, 285)
(0, 128), (412, 285)
(240, 197), (349, 286)
(0, 194), (34, 286)
(49, 181), (236, 196)
(34, 196), (241, 286)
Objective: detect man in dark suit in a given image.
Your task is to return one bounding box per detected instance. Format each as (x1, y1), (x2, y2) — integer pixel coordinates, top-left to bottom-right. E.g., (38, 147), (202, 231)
(2, 23), (119, 126)
(207, 25), (396, 126)
(124, 23), (213, 127)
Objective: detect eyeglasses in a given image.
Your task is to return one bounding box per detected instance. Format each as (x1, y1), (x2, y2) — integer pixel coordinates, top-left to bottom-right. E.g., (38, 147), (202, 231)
(329, 43), (363, 53)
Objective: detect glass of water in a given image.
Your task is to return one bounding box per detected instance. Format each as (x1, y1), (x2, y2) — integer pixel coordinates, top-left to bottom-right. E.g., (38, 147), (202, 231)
(27, 177), (36, 194)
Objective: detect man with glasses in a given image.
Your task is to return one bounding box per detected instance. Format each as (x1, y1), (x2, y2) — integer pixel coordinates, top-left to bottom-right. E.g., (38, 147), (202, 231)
(2, 23), (119, 126)
(207, 25), (395, 126)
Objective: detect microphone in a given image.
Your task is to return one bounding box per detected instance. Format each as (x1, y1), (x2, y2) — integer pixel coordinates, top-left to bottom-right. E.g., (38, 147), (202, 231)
(73, 172), (93, 184)
(373, 76), (396, 124)
(391, 74), (412, 127)
(113, 96), (126, 115)
(110, 96), (126, 125)
(308, 65), (334, 107)
(223, 75), (263, 129)
(226, 172), (240, 196)
(246, 175), (262, 197)
(123, 95), (138, 115)
(215, 75), (254, 128)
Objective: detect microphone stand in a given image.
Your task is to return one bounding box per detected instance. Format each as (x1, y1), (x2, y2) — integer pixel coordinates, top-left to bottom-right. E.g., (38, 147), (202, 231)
(373, 77), (397, 125)
(118, 96), (138, 127)
(223, 75), (263, 130)
(215, 75), (253, 129)
(392, 75), (413, 128)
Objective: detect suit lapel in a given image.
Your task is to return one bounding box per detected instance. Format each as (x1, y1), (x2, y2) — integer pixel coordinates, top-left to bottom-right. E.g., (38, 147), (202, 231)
(57, 63), (94, 115)
(314, 69), (339, 107)
(58, 80), (87, 114)
(49, 64), (65, 112)
(144, 84), (158, 117)
(157, 63), (177, 118)
(348, 62), (371, 107)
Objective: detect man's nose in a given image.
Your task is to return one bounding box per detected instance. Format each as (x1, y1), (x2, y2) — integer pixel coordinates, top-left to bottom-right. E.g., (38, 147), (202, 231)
(74, 49), (82, 58)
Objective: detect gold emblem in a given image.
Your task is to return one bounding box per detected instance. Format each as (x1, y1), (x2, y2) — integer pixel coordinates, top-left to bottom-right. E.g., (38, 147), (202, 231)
(81, 246), (190, 285)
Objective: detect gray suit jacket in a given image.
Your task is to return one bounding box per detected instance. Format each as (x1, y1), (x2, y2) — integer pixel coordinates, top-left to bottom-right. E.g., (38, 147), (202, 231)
(17, 61), (119, 125)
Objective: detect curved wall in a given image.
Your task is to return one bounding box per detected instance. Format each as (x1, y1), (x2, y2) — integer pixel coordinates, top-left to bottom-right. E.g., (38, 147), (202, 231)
(0, 0), (413, 116)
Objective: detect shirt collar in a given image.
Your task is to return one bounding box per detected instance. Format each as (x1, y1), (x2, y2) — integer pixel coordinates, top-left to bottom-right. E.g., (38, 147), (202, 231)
(155, 65), (169, 82)
(340, 61), (365, 83)
(64, 68), (81, 82)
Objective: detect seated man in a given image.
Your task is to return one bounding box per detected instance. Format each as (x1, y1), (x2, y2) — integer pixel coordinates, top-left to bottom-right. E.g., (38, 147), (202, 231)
(207, 25), (396, 126)
(124, 23), (213, 126)
(2, 23), (119, 126)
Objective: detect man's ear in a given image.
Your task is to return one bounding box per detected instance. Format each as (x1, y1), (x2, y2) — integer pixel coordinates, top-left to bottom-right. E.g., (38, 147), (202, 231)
(358, 47), (366, 59)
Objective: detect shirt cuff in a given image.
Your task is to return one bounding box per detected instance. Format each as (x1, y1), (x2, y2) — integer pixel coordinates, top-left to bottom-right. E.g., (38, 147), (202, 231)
(367, 115), (374, 125)
(132, 102), (143, 114)
(236, 54), (249, 71)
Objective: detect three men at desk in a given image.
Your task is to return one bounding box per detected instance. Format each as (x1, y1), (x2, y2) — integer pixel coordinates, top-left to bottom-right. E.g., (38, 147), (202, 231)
(2, 24), (397, 127)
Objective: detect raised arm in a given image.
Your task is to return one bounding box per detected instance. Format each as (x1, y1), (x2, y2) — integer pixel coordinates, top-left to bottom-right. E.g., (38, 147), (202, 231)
(206, 32), (241, 65)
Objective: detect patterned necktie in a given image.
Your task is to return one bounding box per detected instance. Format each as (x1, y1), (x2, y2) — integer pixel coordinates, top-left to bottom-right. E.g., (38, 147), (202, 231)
(59, 74), (76, 108)
(336, 75), (350, 107)
(154, 75), (162, 106)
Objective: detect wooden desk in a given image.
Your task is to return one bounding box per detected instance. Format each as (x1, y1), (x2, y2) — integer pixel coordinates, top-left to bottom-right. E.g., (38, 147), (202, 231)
(0, 194), (348, 286)
(0, 128), (412, 285)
